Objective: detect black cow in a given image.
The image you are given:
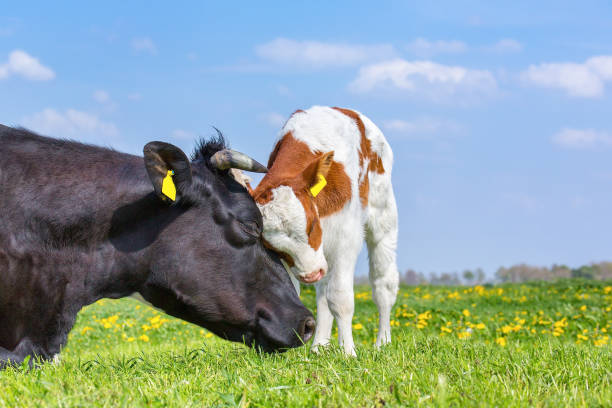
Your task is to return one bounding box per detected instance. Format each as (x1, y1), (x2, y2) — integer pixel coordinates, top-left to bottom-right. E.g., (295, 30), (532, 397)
(0, 125), (315, 368)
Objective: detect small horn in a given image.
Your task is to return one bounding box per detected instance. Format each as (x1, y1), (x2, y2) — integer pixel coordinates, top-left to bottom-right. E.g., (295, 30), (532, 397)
(210, 149), (268, 173)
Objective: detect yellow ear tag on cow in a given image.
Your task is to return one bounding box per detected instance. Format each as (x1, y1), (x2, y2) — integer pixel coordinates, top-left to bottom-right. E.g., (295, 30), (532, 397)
(162, 170), (176, 201)
(309, 174), (327, 197)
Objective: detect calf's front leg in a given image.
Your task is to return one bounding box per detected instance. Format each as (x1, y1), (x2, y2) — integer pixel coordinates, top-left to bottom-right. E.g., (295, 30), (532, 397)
(326, 257), (357, 356)
(311, 278), (334, 352)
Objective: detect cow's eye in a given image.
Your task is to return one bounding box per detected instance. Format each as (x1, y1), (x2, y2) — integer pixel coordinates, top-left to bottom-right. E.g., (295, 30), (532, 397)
(239, 220), (261, 237)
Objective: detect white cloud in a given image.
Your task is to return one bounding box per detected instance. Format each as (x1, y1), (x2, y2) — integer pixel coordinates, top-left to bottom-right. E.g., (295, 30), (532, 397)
(0, 50), (55, 81)
(588, 56), (612, 80)
(552, 128), (612, 149)
(131, 37), (157, 55)
(383, 117), (462, 138)
(487, 39), (523, 53)
(171, 129), (197, 141)
(92, 90), (111, 104)
(406, 38), (467, 56)
(255, 38), (395, 68)
(349, 59), (497, 102)
(521, 55), (612, 98)
(259, 112), (287, 128)
(21, 108), (119, 143)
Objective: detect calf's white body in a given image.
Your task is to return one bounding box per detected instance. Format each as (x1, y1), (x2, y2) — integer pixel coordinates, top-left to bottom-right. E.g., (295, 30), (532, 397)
(253, 106), (399, 354)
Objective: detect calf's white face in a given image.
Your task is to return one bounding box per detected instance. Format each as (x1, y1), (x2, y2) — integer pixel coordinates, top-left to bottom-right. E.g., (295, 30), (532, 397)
(257, 185), (328, 283)
(253, 150), (337, 284)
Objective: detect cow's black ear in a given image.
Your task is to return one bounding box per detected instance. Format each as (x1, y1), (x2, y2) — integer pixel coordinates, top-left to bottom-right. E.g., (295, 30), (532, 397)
(143, 142), (192, 202)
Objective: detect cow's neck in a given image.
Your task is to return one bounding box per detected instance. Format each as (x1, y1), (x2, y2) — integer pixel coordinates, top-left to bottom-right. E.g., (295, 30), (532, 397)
(38, 176), (172, 307)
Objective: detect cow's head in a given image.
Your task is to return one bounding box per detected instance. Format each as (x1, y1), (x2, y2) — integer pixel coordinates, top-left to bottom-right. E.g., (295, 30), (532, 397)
(253, 139), (337, 284)
(118, 135), (315, 352)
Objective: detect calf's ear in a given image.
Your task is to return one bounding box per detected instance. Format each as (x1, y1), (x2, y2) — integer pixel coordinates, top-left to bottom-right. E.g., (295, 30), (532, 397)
(143, 142), (193, 202)
(308, 151), (334, 197)
(315, 151), (334, 178)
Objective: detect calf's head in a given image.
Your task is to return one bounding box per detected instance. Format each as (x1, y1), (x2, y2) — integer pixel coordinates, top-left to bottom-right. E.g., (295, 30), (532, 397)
(119, 137), (315, 352)
(253, 149), (335, 284)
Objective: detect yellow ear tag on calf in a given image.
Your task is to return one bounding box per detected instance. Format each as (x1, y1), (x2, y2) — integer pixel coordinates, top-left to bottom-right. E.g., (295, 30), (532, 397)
(162, 170), (176, 201)
(309, 174), (327, 197)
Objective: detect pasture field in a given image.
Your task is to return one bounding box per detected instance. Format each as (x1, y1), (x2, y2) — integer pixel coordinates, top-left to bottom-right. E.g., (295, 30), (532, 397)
(1, 280), (611, 407)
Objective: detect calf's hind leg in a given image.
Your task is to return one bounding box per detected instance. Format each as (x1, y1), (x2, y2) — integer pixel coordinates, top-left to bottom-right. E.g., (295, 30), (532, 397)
(366, 181), (399, 347)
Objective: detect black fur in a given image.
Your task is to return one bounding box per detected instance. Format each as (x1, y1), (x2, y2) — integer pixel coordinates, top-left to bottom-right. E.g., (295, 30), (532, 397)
(192, 127), (228, 164)
(0, 124), (313, 368)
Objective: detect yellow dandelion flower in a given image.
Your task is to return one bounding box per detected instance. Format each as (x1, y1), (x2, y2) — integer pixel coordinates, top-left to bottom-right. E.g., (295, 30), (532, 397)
(80, 326), (93, 335)
(457, 331), (471, 339)
(448, 291), (460, 299)
(495, 337), (507, 346)
(553, 318), (568, 328)
(441, 326), (452, 333)
(579, 305), (587, 311)
(139, 334), (149, 342)
(462, 309), (470, 317)
(353, 323), (364, 330)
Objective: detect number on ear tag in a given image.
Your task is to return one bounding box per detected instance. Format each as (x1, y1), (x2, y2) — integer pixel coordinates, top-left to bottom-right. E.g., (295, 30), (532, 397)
(309, 174), (327, 197)
(162, 170), (176, 201)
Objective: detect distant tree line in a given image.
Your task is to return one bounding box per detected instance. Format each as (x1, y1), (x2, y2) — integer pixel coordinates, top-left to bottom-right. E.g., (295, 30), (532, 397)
(495, 262), (612, 283)
(365, 261), (612, 286)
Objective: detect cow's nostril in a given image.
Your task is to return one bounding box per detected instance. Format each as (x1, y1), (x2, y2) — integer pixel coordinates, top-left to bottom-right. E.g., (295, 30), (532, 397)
(300, 317), (316, 343)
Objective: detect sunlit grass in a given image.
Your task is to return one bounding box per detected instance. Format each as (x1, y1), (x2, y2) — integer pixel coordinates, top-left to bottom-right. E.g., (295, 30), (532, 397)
(0, 280), (610, 407)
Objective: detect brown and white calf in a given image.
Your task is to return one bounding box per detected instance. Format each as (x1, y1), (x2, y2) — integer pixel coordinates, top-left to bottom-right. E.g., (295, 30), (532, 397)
(252, 106), (399, 354)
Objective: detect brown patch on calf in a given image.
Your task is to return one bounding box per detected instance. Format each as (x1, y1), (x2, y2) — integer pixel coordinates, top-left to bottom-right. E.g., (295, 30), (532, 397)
(253, 132), (351, 250)
(332, 107), (385, 207)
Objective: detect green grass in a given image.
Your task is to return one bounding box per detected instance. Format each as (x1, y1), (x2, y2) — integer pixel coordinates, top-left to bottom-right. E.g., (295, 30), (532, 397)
(1, 280), (611, 407)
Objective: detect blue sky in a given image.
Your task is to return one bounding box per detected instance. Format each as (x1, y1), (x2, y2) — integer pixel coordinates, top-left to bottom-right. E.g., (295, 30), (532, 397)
(1, 1), (611, 277)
